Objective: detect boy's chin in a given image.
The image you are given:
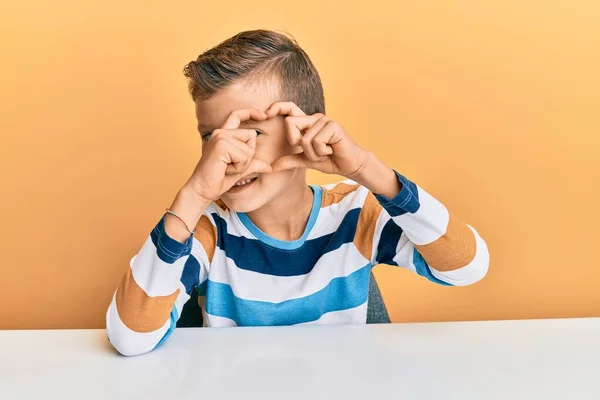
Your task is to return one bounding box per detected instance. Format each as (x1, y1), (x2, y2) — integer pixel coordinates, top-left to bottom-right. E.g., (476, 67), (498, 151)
(220, 195), (265, 214)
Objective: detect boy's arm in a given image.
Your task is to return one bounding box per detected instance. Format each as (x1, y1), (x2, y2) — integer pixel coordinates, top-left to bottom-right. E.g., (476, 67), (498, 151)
(107, 107), (272, 355)
(260, 102), (488, 284)
(356, 155), (489, 285)
(106, 214), (215, 356)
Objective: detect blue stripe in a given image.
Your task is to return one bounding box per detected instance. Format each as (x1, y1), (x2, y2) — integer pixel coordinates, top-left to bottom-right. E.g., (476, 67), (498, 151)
(205, 264), (372, 326)
(413, 248), (453, 286)
(153, 306), (179, 349)
(375, 219), (404, 265)
(180, 255), (200, 295)
(212, 208), (361, 276)
(150, 217), (193, 264)
(237, 185), (322, 250)
(374, 171), (420, 217)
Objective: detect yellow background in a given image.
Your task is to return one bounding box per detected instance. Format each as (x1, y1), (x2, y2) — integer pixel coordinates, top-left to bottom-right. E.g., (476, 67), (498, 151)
(1, 1), (599, 329)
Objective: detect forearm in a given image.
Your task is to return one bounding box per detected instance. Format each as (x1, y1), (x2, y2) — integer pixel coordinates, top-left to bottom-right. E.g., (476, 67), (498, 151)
(365, 166), (489, 285)
(107, 219), (193, 355)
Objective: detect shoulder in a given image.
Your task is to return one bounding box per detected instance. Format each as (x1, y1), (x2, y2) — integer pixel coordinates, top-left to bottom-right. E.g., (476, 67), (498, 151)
(320, 179), (374, 211)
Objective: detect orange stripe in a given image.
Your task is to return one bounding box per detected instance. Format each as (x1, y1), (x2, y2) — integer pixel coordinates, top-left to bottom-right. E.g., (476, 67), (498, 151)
(415, 213), (477, 271)
(115, 269), (179, 333)
(353, 192), (383, 261)
(321, 182), (361, 207)
(194, 215), (217, 262)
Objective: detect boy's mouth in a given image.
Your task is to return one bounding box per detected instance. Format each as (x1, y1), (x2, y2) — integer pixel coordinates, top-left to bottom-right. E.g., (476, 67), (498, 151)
(233, 177), (258, 187)
(228, 175), (259, 192)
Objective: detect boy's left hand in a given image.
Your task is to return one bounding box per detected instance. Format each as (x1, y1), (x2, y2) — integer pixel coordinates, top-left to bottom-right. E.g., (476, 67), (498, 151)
(266, 102), (369, 179)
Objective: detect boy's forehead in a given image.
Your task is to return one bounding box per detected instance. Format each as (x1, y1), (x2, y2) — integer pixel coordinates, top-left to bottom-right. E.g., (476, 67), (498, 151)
(195, 82), (278, 129)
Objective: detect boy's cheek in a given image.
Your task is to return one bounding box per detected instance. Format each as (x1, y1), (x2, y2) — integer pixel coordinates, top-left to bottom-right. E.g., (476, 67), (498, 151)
(255, 141), (294, 163)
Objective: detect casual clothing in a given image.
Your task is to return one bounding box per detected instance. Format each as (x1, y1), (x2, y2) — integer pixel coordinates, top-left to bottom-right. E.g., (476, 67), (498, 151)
(107, 172), (489, 356)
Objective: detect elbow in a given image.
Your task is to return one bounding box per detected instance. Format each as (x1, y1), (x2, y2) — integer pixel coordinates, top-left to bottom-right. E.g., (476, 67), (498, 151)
(105, 302), (159, 357)
(106, 320), (156, 357)
(107, 332), (153, 357)
(429, 232), (490, 287)
(466, 254), (489, 285)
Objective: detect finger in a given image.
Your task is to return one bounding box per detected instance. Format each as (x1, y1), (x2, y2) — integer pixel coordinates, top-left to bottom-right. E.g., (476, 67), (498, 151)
(245, 158), (273, 175)
(265, 102), (306, 119)
(214, 137), (252, 175)
(271, 154), (312, 172)
(215, 128), (258, 149)
(224, 139), (254, 175)
(284, 114), (323, 146)
(312, 125), (337, 156)
(221, 108), (267, 130)
(300, 116), (330, 161)
(224, 146), (250, 175)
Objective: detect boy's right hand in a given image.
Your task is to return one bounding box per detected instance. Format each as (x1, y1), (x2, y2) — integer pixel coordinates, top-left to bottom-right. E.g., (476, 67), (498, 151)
(167, 108), (272, 242)
(185, 108), (273, 202)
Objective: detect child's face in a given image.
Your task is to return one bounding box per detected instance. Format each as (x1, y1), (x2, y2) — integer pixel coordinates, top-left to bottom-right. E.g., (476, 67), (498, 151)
(195, 81), (305, 212)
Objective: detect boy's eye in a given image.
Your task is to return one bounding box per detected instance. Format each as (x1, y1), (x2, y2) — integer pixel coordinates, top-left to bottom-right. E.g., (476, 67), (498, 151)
(202, 130), (260, 142)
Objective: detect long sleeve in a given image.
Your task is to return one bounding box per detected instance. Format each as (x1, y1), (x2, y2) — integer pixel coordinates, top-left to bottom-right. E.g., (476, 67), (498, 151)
(370, 171), (489, 286)
(106, 215), (215, 356)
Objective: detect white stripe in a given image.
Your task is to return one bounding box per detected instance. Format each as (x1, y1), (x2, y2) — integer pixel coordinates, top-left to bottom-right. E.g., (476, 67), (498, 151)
(173, 281), (191, 318)
(130, 236), (188, 297)
(208, 242), (370, 303)
(229, 213), (253, 237)
(190, 239), (211, 279)
(295, 302), (368, 326)
(308, 185), (369, 240)
(392, 186), (449, 245)
(394, 235), (417, 273)
(204, 313), (238, 327)
(429, 226), (489, 286)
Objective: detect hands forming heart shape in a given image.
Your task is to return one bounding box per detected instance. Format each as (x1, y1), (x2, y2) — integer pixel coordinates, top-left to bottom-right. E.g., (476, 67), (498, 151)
(188, 102), (370, 202)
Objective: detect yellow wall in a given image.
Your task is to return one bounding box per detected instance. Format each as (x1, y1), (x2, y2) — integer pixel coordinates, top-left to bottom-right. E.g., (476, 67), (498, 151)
(1, 1), (599, 329)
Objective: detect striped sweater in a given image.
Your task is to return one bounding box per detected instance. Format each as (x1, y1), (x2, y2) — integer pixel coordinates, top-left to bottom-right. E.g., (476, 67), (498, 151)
(107, 172), (489, 356)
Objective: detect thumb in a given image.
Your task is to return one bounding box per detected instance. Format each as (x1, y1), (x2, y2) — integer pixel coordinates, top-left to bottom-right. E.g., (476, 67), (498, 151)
(245, 158), (273, 175)
(271, 154), (311, 172)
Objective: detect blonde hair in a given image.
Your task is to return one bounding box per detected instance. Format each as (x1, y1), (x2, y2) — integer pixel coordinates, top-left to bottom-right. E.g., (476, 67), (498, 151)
(183, 30), (325, 115)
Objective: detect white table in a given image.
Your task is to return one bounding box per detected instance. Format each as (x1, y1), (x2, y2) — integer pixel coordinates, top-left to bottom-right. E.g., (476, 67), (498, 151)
(1, 318), (599, 399)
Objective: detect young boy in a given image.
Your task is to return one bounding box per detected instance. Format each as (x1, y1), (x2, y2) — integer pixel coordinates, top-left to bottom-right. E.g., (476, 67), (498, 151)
(106, 30), (489, 356)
